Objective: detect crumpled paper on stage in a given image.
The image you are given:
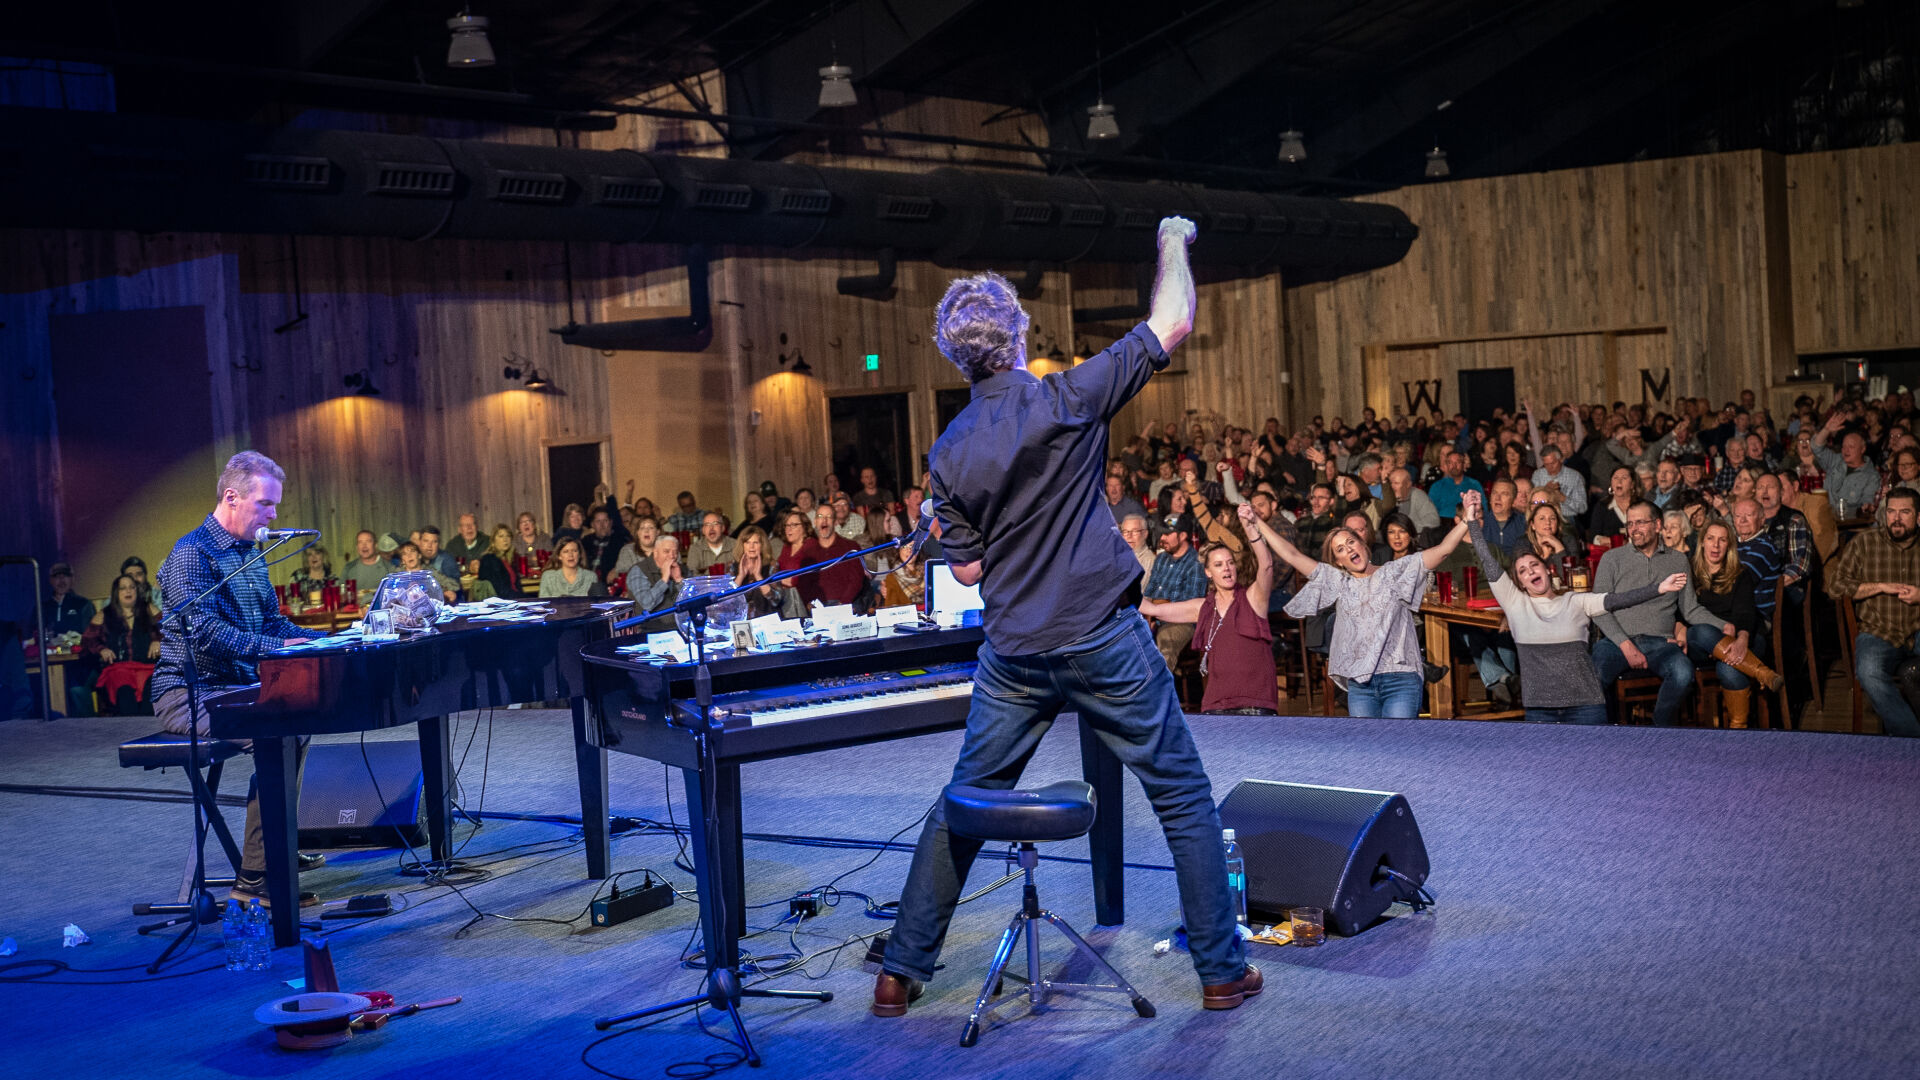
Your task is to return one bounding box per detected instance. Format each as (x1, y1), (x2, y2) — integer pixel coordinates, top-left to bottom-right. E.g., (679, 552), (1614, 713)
(62, 923), (90, 947)
(0, 936), (17, 956)
(1155, 923), (1288, 954)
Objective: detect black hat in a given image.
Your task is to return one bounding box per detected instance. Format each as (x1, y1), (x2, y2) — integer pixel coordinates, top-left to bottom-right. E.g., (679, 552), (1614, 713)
(48, 562), (72, 578)
(1161, 512), (1196, 535)
(759, 481), (779, 497)
(1677, 452), (1706, 468)
(120, 555), (147, 573)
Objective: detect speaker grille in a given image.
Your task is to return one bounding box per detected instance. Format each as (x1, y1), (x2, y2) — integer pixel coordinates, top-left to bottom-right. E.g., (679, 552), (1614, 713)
(242, 154), (332, 190)
(877, 194), (935, 221)
(1007, 200), (1054, 225)
(593, 175), (664, 206)
(371, 162), (456, 196)
(1118, 207), (1158, 229)
(1064, 203), (1107, 227)
(774, 187), (833, 215)
(490, 170), (569, 203)
(692, 183), (753, 211)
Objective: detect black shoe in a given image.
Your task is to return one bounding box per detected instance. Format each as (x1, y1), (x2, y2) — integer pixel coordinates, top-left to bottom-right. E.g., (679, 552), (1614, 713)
(231, 874), (318, 908)
(1488, 679), (1514, 708)
(298, 851), (326, 873)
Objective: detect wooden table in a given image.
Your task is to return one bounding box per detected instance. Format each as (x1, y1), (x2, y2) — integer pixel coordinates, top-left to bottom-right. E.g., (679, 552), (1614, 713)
(1419, 595), (1524, 720)
(24, 646), (78, 717)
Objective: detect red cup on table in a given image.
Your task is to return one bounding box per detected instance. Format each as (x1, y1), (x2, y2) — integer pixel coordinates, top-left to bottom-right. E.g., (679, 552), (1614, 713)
(1437, 570), (1455, 605)
(1463, 565), (1479, 598)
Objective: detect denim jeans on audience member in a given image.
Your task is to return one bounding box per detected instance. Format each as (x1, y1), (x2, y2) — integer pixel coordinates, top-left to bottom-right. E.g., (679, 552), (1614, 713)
(1685, 623), (1749, 691)
(1527, 704), (1609, 725)
(1853, 630), (1920, 737)
(1344, 670), (1425, 718)
(1455, 627), (1517, 689)
(1591, 633), (1695, 726)
(883, 606), (1246, 988)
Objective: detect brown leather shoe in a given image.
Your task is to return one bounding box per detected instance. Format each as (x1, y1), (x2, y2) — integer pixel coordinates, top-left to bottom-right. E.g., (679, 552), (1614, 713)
(871, 971), (924, 1017)
(1201, 964), (1264, 1011)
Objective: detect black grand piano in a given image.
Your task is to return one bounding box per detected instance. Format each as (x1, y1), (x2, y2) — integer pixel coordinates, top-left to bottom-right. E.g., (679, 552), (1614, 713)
(579, 624), (1131, 977)
(207, 597), (624, 946)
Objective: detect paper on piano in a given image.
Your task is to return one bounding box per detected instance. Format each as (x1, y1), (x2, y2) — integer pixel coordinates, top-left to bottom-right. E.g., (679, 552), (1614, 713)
(748, 613), (799, 649)
(875, 605), (918, 628)
(810, 603), (854, 627)
(646, 632), (692, 662)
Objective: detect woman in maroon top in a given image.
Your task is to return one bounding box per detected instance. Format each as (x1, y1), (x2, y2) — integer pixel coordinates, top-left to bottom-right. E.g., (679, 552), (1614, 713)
(1139, 504), (1279, 714)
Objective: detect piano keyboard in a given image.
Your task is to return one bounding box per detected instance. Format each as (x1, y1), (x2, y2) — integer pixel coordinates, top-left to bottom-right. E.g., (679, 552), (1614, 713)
(709, 663), (975, 726)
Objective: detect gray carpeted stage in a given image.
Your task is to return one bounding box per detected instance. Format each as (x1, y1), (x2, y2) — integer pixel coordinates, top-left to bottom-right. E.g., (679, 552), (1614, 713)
(1, 711), (1915, 1080)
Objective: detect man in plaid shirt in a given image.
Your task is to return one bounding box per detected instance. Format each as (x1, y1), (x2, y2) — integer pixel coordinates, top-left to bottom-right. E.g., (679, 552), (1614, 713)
(1826, 486), (1920, 736)
(1756, 473), (1814, 606)
(153, 451), (325, 905)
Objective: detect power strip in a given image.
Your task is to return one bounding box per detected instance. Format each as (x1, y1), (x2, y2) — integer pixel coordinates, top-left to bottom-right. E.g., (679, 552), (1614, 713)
(591, 877), (674, 927)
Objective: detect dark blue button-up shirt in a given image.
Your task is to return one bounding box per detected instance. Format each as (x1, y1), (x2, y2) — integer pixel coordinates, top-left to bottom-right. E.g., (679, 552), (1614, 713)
(151, 514), (319, 697)
(929, 323), (1168, 656)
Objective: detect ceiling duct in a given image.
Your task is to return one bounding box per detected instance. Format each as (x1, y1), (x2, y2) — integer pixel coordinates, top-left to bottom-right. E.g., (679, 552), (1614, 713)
(0, 105), (1417, 296)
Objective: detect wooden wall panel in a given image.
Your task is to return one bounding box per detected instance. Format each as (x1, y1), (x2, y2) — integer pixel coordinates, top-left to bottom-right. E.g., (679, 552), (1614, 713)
(1786, 142), (1920, 354)
(1288, 149), (1798, 422)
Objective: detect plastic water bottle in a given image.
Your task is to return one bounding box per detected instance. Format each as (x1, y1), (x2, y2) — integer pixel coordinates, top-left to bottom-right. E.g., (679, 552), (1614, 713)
(1223, 828), (1248, 927)
(222, 899), (248, 971)
(245, 899), (272, 971)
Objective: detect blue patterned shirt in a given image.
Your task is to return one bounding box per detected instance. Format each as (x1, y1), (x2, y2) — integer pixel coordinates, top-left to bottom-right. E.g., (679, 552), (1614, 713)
(151, 514), (319, 698)
(1143, 545), (1205, 603)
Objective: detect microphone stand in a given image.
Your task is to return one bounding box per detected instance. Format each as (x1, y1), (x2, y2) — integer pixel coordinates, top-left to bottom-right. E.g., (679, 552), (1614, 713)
(595, 526), (929, 1062)
(145, 531), (308, 972)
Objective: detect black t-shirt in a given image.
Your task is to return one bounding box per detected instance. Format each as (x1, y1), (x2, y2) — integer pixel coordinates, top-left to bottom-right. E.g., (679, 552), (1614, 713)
(929, 323), (1168, 656)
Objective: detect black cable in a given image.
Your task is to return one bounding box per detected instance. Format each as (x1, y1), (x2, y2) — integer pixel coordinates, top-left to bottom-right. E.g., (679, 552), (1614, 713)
(1380, 867), (1436, 912)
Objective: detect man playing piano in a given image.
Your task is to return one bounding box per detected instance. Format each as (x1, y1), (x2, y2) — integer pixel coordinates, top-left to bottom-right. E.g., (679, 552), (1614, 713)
(875, 217), (1261, 1015)
(152, 451), (326, 906)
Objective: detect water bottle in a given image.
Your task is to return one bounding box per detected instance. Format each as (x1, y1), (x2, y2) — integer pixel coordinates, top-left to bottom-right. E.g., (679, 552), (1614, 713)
(222, 899), (247, 971)
(245, 899), (272, 971)
(1223, 828), (1248, 927)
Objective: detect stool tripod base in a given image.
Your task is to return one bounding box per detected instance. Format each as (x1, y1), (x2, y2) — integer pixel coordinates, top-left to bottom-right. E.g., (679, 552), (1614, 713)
(959, 846), (1153, 1048)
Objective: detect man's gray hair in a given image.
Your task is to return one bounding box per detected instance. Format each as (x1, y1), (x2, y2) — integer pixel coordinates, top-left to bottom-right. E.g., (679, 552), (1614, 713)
(933, 272), (1029, 383)
(216, 450), (285, 500)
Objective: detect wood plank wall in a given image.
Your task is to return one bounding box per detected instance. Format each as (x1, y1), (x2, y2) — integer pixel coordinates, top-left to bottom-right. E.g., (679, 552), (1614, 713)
(1287, 150), (1802, 423)
(1785, 142), (1920, 355)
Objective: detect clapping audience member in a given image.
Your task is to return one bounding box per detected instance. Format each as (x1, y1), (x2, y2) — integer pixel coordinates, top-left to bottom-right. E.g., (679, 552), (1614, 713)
(1687, 520), (1782, 730)
(625, 534), (685, 632)
(1825, 486), (1920, 736)
(538, 537), (598, 598)
(1589, 501), (1732, 727)
(1137, 505), (1280, 715)
(731, 527), (782, 619)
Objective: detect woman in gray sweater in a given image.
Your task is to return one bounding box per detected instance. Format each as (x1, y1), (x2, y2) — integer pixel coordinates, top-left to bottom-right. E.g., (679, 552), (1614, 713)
(1460, 491), (1686, 724)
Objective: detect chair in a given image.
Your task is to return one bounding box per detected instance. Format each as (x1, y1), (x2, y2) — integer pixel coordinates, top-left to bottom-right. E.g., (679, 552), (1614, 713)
(1611, 673), (1669, 727)
(1837, 598), (1867, 734)
(118, 732), (248, 919)
(1760, 579), (1794, 729)
(942, 781), (1154, 1048)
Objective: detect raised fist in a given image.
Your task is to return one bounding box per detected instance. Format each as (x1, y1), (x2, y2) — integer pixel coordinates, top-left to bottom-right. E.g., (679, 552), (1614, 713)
(1157, 216), (1197, 245)
(1236, 503), (1258, 526)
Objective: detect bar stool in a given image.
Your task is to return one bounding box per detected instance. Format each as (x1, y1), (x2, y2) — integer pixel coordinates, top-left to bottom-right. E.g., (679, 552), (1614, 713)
(943, 780), (1154, 1048)
(118, 732), (247, 918)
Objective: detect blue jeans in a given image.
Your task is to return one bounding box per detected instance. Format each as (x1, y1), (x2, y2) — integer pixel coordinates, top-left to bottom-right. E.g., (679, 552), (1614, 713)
(1526, 704), (1610, 725)
(1591, 634), (1695, 726)
(1685, 623), (1748, 691)
(883, 607), (1246, 987)
(1854, 630), (1920, 737)
(1345, 670), (1425, 718)
(1455, 627), (1517, 688)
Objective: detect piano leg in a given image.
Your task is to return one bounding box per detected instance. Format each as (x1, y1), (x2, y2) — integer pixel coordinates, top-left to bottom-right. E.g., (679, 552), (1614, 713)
(572, 697), (610, 879)
(722, 764), (747, 945)
(255, 735), (302, 948)
(418, 715), (455, 865)
(1078, 715), (1127, 926)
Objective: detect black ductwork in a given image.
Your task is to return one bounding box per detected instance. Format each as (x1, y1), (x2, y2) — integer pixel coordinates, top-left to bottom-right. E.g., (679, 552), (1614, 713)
(0, 105), (1417, 311)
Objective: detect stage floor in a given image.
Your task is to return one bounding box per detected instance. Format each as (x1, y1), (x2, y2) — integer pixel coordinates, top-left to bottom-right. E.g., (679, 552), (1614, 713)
(1, 711), (1914, 1080)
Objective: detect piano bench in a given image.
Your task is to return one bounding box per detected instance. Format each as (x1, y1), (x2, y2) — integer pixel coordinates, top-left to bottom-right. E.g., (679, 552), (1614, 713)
(118, 732), (248, 771)
(117, 732), (247, 915)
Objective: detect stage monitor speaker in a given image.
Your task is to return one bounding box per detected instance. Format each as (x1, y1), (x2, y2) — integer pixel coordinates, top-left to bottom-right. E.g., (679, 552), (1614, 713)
(1217, 779), (1429, 936)
(297, 741), (427, 849)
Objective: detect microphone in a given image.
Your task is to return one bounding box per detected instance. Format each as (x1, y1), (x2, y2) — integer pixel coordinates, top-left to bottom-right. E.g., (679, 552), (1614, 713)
(255, 527), (320, 542)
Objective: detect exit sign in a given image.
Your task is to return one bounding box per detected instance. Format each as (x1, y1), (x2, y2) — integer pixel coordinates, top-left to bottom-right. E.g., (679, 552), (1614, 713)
(865, 353), (880, 371)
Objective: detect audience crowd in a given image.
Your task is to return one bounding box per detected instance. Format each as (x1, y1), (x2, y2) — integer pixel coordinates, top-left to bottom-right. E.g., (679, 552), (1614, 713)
(15, 386), (1920, 735)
